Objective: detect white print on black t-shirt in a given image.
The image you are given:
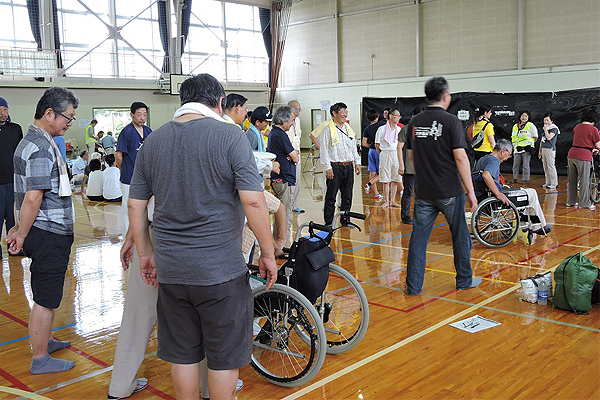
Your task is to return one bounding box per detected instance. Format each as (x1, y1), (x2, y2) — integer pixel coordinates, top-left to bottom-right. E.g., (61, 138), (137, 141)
(414, 121), (443, 141)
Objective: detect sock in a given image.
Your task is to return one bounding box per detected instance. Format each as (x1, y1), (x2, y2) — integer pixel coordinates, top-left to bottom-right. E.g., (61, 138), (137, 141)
(30, 353), (75, 374)
(48, 338), (71, 353)
(470, 277), (482, 288)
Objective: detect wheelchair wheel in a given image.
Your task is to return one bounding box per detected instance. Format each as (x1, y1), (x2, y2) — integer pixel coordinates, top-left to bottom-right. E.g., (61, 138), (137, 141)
(591, 169), (600, 204)
(316, 264), (369, 354)
(251, 284), (327, 387)
(471, 197), (519, 248)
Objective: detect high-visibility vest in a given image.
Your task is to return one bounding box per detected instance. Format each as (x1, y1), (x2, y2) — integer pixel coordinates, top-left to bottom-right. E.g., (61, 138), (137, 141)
(512, 122), (535, 148)
(85, 125), (95, 145)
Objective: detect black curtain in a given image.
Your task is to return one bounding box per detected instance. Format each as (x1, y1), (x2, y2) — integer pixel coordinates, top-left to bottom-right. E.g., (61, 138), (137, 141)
(259, 7), (271, 84)
(362, 88), (600, 176)
(26, 0), (42, 49)
(158, 0), (192, 74)
(26, 0), (63, 71)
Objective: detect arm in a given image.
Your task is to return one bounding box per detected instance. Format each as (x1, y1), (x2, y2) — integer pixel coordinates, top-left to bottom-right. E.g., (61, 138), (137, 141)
(375, 143), (381, 154)
(453, 148), (478, 212)
(128, 198), (155, 286)
(288, 149), (299, 164)
(272, 202), (286, 257)
(7, 190), (43, 255)
(361, 137), (369, 148)
(310, 134), (320, 150)
(115, 151), (123, 170)
(482, 171), (510, 205)
(544, 127), (556, 141)
(530, 124), (538, 139)
(120, 227), (135, 271)
(239, 190), (277, 289)
(397, 141), (405, 175)
(320, 128), (333, 179)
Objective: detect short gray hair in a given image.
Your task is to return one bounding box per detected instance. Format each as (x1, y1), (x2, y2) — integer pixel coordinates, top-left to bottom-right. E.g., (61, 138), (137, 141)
(34, 87), (79, 120)
(272, 105), (293, 126)
(494, 139), (513, 152)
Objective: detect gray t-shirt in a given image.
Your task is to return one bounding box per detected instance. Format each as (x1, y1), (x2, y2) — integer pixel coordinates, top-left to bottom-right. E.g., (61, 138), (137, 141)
(540, 127), (558, 151)
(129, 117), (263, 286)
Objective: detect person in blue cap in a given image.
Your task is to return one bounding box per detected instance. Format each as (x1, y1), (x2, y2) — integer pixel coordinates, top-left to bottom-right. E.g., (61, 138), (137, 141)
(0, 96), (24, 258)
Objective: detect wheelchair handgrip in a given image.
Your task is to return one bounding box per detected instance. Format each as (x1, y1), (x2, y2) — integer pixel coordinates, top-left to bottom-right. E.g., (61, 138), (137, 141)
(309, 221), (332, 234)
(345, 211), (366, 220)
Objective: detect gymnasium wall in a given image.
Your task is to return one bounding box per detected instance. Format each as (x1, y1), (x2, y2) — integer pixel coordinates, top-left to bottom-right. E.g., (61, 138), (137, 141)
(0, 81), (268, 149)
(275, 0), (600, 148)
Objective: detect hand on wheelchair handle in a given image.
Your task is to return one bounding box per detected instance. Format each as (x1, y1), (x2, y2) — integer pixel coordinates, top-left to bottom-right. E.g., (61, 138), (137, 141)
(259, 254), (278, 290)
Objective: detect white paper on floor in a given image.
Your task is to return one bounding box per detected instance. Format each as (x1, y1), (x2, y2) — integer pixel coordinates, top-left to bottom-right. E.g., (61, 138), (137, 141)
(449, 315), (501, 333)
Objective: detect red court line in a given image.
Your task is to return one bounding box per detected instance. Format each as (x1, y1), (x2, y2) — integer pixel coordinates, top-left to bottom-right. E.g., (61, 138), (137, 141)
(146, 384), (177, 400)
(483, 228), (600, 279)
(0, 308), (174, 399)
(0, 365), (32, 392)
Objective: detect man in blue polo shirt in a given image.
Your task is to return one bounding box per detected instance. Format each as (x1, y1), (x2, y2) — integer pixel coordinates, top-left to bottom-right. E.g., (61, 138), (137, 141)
(116, 102), (152, 232)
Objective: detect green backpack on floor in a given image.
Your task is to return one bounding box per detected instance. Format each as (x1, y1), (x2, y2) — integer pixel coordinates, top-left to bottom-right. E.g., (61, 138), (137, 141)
(553, 253), (599, 314)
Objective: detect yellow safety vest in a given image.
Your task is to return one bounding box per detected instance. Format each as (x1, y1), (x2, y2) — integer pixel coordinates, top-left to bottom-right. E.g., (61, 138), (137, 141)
(328, 120), (356, 146)
(511, 122), (535, 148)
(85, 125), (95, 145)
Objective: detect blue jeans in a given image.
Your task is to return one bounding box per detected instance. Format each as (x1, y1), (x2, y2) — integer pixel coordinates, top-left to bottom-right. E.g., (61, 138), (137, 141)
(406, 194), (473, 295)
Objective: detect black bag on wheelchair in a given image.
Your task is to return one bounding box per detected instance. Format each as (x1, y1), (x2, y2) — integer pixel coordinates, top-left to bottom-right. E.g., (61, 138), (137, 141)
(282, 229), (336, 303)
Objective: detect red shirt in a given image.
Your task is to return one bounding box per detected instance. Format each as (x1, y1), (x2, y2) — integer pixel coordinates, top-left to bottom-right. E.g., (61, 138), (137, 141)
(567, 123), (600, 162)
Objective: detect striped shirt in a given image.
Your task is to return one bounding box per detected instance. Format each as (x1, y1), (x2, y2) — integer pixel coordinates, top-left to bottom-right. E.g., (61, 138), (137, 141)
(13, 127), (74, 235)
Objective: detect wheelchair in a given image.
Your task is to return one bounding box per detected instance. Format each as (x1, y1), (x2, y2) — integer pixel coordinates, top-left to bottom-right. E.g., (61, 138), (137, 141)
(249, 210), (369, 387)
(470, 172), (544, 248)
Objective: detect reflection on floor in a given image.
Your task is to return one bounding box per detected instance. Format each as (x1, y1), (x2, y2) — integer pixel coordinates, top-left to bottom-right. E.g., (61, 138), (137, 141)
(0, 171), (598, 400)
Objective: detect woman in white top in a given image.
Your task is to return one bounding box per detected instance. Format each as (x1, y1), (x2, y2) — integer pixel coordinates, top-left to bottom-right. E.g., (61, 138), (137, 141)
(103, 154), (122, 202)
(375, 108), (403, 208)
(86, 159), (104, 201)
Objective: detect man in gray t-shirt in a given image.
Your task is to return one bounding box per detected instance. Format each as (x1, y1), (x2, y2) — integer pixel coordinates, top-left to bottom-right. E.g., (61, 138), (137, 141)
(127, 74), (277, 399)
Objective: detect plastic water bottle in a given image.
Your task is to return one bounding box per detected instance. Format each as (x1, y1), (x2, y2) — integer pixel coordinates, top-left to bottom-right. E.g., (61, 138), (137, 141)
(537, 279), (548, 305)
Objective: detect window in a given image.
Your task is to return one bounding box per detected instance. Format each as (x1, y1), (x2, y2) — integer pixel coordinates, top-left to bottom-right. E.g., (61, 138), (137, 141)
(92, 108), (143, 139)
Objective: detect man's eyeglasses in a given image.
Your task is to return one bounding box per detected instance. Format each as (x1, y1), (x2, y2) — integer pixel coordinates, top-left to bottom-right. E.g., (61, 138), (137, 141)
(390, 113), (400, 117)
(57, 112), (76, 124)
(502, 149), (512, 157)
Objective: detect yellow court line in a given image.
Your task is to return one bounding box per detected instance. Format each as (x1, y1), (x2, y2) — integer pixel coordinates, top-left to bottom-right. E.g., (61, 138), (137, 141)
(552, 222), (600, 230)
(338, 253), (517, 285)
(282, 240), (600, 400)
(554, 214), (600, 221)
(281, 284), (521, 400)
(0, 386), (50, 400)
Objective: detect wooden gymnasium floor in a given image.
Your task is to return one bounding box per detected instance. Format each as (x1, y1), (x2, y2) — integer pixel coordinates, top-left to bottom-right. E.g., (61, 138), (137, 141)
(0, 166), (599, 400)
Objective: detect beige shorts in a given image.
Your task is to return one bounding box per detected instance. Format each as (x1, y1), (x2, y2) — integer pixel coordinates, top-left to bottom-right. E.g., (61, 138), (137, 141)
(379, 150), (402, 183)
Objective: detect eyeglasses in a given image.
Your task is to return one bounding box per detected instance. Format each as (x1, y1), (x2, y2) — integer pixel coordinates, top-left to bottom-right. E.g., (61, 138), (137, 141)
(502, 149), (512, 157)
(57, 112), (76, 124)
(390, 113), (400, 117)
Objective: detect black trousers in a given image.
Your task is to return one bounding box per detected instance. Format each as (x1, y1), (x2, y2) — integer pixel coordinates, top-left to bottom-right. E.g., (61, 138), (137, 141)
(401, 174), (415, 221)
(324, 164), (354, 226)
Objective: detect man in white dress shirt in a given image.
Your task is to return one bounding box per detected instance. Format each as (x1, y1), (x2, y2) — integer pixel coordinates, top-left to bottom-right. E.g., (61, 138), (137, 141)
(287, 100), (304, 213)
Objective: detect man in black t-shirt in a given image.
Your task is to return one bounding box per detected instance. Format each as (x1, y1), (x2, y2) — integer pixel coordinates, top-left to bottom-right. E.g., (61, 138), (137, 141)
(268, 105), (299, 245)
(361, 109), (384, 201)
(405, 77), (481, 295)
(0, 97), (23, 259)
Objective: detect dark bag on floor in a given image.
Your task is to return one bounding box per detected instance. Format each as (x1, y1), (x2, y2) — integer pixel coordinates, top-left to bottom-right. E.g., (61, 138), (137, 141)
(286, 229), (335, 303)
(592, 269), (600, 304)
(553, 252), (599, 314)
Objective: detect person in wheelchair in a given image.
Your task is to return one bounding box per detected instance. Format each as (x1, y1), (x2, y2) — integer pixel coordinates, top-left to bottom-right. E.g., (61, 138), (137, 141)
(473, 139), (552, 236)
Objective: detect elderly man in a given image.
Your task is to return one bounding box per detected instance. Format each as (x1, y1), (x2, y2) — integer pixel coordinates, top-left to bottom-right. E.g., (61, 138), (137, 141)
(0, 97), (23, 259)
(267, 106), (299, 245)
(128, 73), (277, 400)
(474, 139), (552, 235)
(8, 87), (79, 374)
(287, 100), (305, 213)
(405, 77), (481, 295)
(71, 150), (88, 183)
(319, 102), (361, 226)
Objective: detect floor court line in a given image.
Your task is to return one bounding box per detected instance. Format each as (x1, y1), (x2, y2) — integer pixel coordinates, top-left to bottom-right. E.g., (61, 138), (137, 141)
(367, 281), (599, 333)
(0, 365), (31, 393)
(280, 241), (600, 400)
(0, 323), (77, 347)
(0, 386), (49, 400)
